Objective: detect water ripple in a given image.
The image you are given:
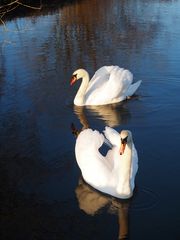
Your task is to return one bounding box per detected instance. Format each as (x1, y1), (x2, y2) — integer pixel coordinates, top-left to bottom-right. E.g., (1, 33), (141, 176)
(130, 186), (159, 211)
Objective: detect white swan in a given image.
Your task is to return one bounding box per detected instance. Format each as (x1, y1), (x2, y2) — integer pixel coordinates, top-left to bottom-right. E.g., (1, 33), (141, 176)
(75, 126), (138, 199)
(70, 66), (142, 106)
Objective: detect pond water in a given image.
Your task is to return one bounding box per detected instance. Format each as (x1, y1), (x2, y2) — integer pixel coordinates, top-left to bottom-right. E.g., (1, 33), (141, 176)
(0, 0), (180, 239)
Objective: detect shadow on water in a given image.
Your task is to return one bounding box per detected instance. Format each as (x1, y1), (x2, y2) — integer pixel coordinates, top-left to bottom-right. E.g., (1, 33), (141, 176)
(75, 177), (159, 239)
(73, 101), (132, 129)
(76, 177), (131, 239)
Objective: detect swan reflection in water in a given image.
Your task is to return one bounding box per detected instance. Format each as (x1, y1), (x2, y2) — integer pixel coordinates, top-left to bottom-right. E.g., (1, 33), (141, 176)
(73, 101), (132, 129)
(75, 177), (132, 239)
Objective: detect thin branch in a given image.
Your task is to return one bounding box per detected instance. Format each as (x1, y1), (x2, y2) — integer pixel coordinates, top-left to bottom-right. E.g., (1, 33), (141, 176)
(0, 16), (7, 31)
(0, 0), (19, 9)
(0, 1), (42, 22)
(0, 1), (42, 30)
(0, 4), (19, 15)
(17, 1), (42, 10)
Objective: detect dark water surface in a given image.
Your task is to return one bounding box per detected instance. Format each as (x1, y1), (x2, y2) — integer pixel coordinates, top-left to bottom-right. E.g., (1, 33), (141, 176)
(0, 0), (180, 239)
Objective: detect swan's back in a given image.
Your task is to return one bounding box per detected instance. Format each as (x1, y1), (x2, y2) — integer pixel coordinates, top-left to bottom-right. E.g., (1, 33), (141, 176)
(85, 66), (134, 105)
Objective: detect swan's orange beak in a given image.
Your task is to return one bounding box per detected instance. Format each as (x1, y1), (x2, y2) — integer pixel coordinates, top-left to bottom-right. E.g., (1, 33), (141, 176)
(120, 136), (128, 155)
(120, 142), (126, 155)
(70, 75), (77, 86)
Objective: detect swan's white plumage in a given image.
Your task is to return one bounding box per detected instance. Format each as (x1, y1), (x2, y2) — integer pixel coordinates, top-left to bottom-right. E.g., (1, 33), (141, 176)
(71, 66), (142, 106)
(75, 127), (138, 199)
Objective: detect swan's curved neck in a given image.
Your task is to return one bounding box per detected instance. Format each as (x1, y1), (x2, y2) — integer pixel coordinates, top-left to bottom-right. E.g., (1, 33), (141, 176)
(117, 141), (133, 196)
(74, 71), (89, 106)
(124, 142), (132, 169)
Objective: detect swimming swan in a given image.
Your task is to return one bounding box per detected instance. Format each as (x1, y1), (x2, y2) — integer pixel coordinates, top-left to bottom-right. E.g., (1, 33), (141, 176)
(70, 66), (142, 106)
(75, 126), (138, 199)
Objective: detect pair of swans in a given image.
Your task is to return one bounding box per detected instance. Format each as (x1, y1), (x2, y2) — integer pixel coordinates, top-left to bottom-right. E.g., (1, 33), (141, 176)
(71, 66), (140, 199)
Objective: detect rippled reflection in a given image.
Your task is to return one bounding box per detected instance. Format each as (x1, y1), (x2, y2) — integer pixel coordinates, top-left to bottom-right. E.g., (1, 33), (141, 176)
(73, 102), (131, 128)
(57, 0), (160, 72)
(75, 177), (131, 239)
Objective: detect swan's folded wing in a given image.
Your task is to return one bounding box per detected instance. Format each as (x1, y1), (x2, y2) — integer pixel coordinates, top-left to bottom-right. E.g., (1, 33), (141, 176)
(87, 67), (133, 104)
(86, 66), (111, 93)
(85, 66), (122, 99)
(107, 67), (133, 99)
(75, 128), (112, 186)
(85, 66), (126, 104)
(103, 126), (121, 147)
(75, 128), (104, 154)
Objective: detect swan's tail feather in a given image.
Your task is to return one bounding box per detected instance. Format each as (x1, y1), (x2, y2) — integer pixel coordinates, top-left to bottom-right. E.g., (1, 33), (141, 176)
(126, 80), (142, 97)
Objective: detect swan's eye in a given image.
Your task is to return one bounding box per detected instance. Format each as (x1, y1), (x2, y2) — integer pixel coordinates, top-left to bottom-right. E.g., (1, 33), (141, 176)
(121, 136), (128, 144)
(73, 74), (77, 78)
